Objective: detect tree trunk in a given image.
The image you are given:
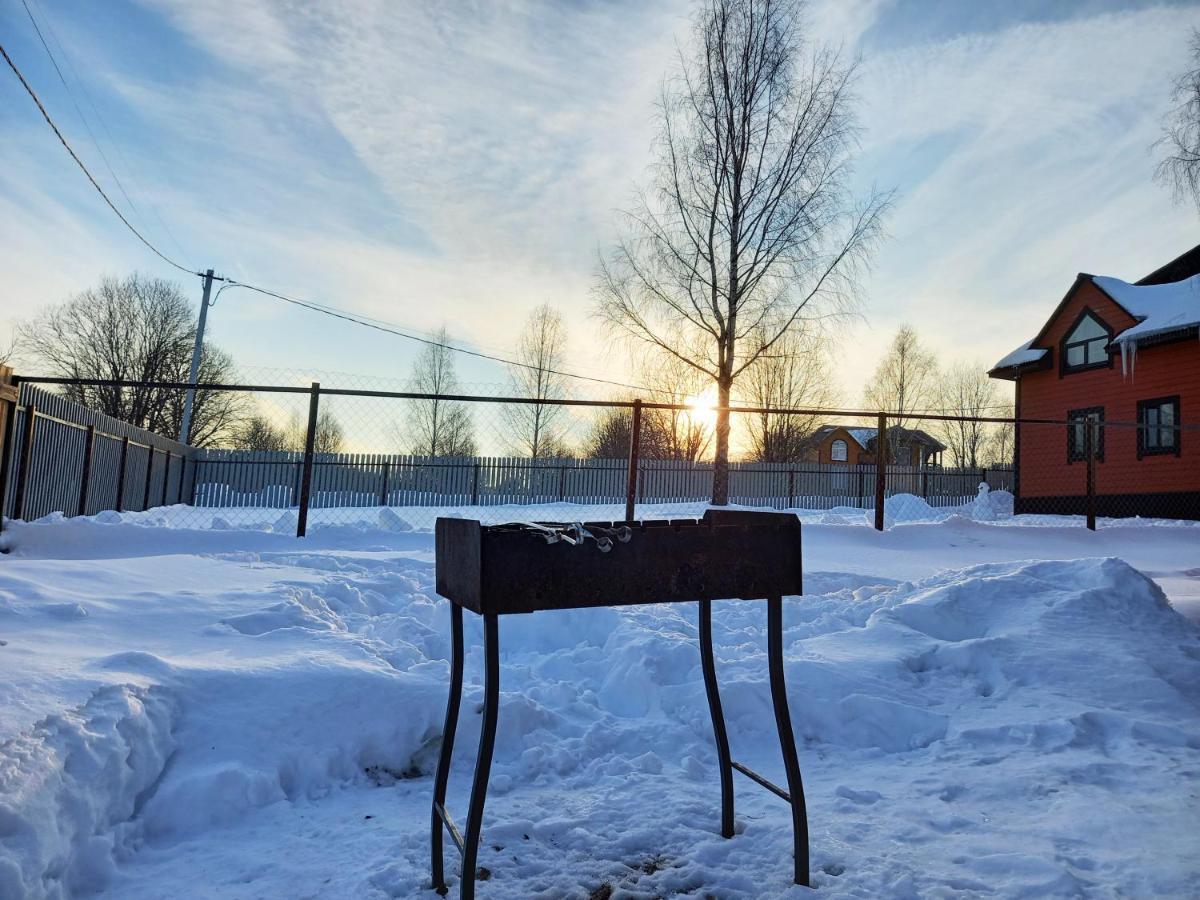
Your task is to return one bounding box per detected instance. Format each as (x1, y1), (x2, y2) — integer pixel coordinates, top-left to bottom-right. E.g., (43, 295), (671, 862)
(711, 374), (733, 505)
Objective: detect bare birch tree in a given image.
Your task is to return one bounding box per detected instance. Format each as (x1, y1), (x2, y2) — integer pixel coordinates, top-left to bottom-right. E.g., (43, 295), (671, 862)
(986, 401), (1015, 468)
(937, 360), (998, 469)
(638, 348), (714, 462)
(504, 305), (568, 458)
(1155, 29), (1200, 212)
(743, 324), (836, 461)
(285, 409), (345, 454)
(862, 326), (939, 444)
(400, 329), (476, 457)
(232, 414), (289, 451)
(0, 334), (17, 367)
(596, 0), (888, 503)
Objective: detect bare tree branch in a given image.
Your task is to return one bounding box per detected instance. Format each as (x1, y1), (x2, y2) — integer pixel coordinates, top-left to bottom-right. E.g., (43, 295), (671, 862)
(1155, 29), (1200, 212)
(595, 0), (888, 503)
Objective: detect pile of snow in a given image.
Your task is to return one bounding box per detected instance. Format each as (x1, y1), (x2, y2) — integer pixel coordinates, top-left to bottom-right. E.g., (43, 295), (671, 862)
(870, 492), (941, 527)
(1, 516), (1198, 897)
(29, 494), (1025, 538)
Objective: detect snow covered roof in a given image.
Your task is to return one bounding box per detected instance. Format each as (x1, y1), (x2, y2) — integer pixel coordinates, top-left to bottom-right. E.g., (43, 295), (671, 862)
(990, 271), (1200, 376)
(1092, 273), (1200, 345)
(845, 427), (875, 448)
(992, 339), (1048, 371)
(817, 425), (945, 451)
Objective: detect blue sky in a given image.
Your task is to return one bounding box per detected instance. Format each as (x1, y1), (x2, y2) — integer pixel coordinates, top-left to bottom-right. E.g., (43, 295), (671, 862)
(1, 0), (1196, 405)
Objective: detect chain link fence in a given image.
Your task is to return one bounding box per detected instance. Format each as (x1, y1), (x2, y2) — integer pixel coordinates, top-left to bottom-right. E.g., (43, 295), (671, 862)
(1, 373), (1196, 535)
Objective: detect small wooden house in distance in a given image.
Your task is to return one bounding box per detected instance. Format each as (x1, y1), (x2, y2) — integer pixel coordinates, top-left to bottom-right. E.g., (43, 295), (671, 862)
(989, 244), (1200, 520)
(804, 425), (945, 467)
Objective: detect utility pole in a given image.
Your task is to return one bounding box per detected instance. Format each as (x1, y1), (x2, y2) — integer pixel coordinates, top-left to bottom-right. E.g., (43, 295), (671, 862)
(179, 268), (214, 444)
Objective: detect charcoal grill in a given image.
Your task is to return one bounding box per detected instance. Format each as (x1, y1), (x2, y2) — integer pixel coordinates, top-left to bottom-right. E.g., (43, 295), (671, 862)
(431, 509), (809, 898)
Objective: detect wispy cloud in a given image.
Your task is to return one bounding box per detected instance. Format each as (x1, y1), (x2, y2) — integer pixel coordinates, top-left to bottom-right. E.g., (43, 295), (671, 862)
(1, 0), (1194, 402)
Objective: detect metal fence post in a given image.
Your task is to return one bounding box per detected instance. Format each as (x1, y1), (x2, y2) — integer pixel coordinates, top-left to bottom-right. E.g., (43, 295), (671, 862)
(77, 424), (96, 516)
(0, 373), (20, 533)
(379, 459), (390, 507)
(1085, 419), (1096, 531)
(142, 446), (156, 511)
(187, 455), (197, 505)
(115, 436), (129, 513)
(787, 469), (795, 509)
(12, 402), (38, 521)
(161, 452), (171, 507)
(624, 399), (642, 522)
(874, 413), (887, 531)
(296, 382), (320, 538)
(472, 461), (480, 506)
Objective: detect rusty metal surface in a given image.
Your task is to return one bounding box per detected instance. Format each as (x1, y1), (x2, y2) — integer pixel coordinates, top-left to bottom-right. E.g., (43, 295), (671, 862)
(435, 510), (803, 615)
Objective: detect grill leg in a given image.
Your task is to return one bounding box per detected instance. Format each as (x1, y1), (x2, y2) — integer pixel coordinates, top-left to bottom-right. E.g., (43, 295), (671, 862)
(767, 596), (810, 887)
(461, 611), (500, 900)
(699, 599), (735, 838)
(432, 604), (464, 895)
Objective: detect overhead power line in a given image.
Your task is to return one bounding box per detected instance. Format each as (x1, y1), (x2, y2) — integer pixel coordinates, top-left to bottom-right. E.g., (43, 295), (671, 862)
(20, 0), (149, 237)
(220, 278), (655, 394)
(22, 0), (191, 261)
(0, 40), (199, 277)
(1, 40), (656, 392)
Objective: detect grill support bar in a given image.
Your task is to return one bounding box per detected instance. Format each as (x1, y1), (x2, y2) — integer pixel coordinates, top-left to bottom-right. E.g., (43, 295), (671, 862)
(431, 604), (464, 894)
(699, 598), (735, 838)
(768, 595), (810, 886)
(431, 595), (810, 897)
(731, 760), (791, 803)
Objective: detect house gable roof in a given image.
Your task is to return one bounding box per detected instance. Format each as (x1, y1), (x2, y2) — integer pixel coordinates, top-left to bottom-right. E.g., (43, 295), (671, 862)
(812, 424), (946, 453)
(990, 244), (1200, 379)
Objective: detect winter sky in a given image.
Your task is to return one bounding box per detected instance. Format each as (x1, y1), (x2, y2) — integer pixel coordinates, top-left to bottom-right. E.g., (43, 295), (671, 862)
(1, 0), (1196, 405)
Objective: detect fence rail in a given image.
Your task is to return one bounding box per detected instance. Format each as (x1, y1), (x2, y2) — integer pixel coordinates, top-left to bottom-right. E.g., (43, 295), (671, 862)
(4, 373), (1191, 537)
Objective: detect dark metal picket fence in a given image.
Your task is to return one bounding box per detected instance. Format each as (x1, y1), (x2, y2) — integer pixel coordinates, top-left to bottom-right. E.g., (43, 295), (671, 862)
(1, 383), (194, 522)
(185, 450), (1011, 514)
(14, 373), (1194, 538)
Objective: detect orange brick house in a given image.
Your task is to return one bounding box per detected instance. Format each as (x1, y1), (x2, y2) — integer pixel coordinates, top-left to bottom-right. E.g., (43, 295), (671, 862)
(804, 425), (945, 467)
(989, 245), (1200, 520)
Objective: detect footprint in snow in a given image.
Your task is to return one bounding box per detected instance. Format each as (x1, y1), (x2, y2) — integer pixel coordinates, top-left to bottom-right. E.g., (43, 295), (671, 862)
(835, 785), (882, 805)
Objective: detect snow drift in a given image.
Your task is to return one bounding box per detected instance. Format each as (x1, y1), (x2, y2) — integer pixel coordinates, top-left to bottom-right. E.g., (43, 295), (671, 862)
(0, 516), (1197, 898)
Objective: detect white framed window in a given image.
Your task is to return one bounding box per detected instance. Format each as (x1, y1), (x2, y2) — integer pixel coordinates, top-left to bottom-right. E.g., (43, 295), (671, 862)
(831, 439), (848, 462)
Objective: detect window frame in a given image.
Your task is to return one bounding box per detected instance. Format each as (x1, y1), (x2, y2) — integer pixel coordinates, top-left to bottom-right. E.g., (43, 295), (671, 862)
(1058, 309), (1113, 376)
(1136, 395), (1182, 459)
(1066, 406), (1105, 464)
(830, 438), (849, 462)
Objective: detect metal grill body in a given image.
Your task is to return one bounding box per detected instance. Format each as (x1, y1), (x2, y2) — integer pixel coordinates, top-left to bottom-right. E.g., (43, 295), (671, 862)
(430, 509), (811, 898)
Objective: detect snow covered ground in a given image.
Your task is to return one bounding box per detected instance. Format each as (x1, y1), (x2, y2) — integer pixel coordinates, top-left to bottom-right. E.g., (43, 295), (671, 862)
(0, 504), (1198, 898)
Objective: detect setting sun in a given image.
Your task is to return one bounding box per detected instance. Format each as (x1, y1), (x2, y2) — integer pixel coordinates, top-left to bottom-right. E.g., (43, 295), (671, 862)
(684, 387), (719, 431)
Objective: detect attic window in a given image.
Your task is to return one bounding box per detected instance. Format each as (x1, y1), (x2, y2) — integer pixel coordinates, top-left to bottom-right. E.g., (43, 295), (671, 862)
(1062, 311), (1111, 373)
(831, 439), (848, 462)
